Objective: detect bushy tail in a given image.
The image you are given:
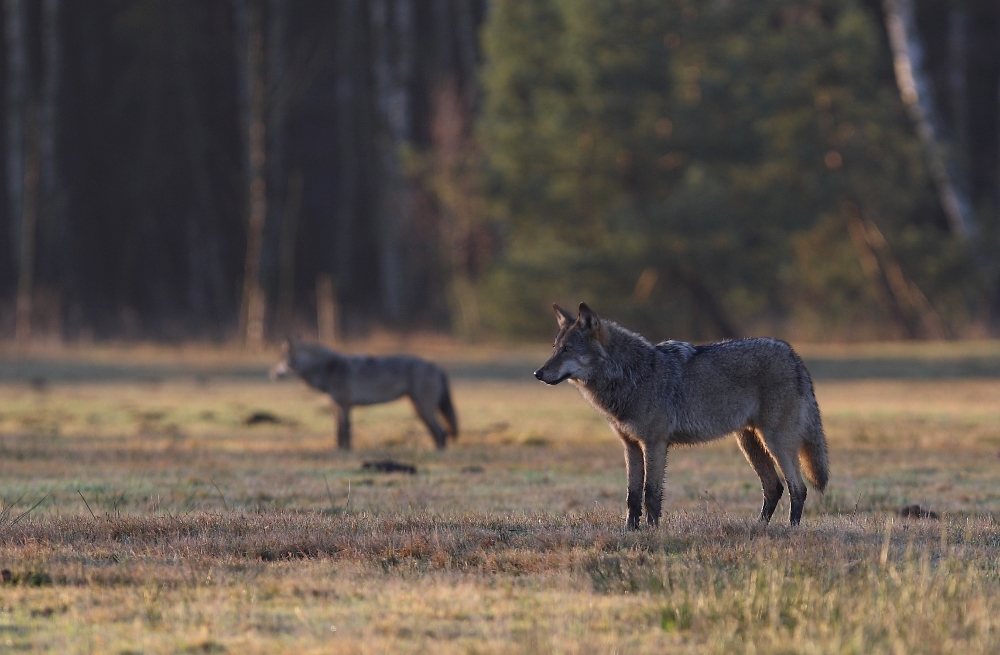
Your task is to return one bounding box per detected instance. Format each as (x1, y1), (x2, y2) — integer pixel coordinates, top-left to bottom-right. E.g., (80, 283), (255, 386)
(438, 376), (458, 440)
(799, 398), (828, 492)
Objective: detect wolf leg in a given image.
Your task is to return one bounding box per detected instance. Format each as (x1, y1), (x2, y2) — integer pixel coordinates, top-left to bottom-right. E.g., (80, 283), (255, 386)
(622, 437), (644, 529)
(642, 440), (668, 527)
(336, 405), (352, 450)
(736, 427), (783, 524)
(412, 398), (448, 450)
(760, 432), (808, 526)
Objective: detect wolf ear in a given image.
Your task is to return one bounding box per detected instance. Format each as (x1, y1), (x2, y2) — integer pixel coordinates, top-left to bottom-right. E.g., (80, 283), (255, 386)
(578, 303), (606, 342)
(553, 304), (575, 329)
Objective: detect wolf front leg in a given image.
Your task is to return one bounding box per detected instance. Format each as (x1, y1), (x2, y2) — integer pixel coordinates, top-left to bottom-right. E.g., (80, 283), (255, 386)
(335, 404), (352, 450)
(621, 436), (645, 529)
(642, 440), (668, 527)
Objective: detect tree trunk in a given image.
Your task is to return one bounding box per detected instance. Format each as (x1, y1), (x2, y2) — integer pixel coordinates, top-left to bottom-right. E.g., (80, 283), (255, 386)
(262, 0), (288, 326)
(882, 0), (974, 237)
(430, 81), (482, 339)
(963, 2), (1000, 212)
(6, 0), (25, 293)
(334, 0), (361, 326)
(15, 109), (39, 346)
(5, 0), (35, 345)
(453, 0), (479, 102)
(172, 6), (226, 329)
(370, 0), (415, 324)
(234, 0), (268, 348)
(39, 0), (64, 308)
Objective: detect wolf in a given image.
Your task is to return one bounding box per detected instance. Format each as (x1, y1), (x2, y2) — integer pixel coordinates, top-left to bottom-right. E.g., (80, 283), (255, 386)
(271, 338), (458, 450)
(534, 304), (828, 529)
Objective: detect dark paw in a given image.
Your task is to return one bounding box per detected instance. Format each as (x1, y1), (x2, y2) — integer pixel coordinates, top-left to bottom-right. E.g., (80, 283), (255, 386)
(626, 514), (641, 530)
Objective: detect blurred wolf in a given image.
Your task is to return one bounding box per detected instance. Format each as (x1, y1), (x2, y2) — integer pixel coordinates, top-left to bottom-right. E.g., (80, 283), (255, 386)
(271, 338), (458, 450)
(534, 304), (828, 529)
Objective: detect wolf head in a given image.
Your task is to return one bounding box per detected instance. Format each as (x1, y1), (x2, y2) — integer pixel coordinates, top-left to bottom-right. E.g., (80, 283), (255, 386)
(270, 337), (331, 380)
(533, 303), (607, 385)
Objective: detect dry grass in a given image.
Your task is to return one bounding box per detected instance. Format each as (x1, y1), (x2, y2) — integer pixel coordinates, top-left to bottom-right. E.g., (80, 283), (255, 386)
(0, 342), (999, 652)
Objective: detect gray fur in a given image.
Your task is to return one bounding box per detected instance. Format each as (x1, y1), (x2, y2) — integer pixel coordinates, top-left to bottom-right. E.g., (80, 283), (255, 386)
(272, 338), (458, 450)
(534, 303), (828, 529)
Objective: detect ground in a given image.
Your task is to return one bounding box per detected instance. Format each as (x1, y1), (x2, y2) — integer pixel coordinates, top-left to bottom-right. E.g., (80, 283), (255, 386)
(0, 339), (999, 653)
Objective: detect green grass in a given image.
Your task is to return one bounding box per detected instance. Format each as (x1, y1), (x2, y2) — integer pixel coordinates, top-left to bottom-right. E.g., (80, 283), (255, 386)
(0, 342), (999, 653)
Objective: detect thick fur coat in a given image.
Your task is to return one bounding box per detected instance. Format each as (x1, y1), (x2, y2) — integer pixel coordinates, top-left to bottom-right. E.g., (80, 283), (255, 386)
(535, 304), (828, 528)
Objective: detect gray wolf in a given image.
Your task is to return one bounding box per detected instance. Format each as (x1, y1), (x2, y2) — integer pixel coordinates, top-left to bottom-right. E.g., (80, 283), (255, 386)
(271, 338), (458, 450)
(534, 304), (828, 529)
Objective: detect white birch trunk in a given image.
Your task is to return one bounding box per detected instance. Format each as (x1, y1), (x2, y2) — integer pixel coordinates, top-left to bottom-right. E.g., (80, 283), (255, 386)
(883, 0), (973, 237)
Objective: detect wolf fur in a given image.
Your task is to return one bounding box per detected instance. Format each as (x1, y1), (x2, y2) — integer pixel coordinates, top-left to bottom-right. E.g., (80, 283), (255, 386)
(271, 338), (458, 450)
(534, 303), (828, 528)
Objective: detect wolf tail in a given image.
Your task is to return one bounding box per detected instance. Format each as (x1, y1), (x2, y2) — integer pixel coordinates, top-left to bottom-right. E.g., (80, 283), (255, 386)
(799, 396), (829, 492)
(438, 375), (458, 439)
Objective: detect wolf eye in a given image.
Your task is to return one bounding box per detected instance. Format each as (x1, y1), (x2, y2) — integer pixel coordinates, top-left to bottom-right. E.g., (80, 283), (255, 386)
(563, 344), (572, 353)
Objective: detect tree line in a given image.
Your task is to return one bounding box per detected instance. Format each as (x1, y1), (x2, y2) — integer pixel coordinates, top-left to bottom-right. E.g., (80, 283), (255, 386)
(479, 0), (1000, 340)
(1, 0), (998, 343)
(1, 0), (486, 343)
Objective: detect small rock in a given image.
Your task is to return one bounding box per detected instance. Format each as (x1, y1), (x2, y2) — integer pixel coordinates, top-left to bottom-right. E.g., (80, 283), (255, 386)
(244, 411), (281, 426)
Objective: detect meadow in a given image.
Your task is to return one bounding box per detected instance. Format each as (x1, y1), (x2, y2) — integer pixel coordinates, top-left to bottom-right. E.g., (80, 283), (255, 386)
(0, 340), (1000, 653)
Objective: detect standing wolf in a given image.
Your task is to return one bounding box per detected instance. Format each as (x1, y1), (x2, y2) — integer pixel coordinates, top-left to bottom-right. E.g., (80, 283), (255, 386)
(534, 304), (828, 529)
(271, 338), (458, 450)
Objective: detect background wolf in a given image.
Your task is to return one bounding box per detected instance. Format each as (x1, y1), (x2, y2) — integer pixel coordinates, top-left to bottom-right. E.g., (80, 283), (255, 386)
(272, 339), (458, 450)
(534, 304), (828, 529)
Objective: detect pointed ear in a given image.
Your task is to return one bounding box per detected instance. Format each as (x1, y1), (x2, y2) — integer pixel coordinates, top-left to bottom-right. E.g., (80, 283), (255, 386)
(578, 303), (606, 342)
(553, 304), (575, 329)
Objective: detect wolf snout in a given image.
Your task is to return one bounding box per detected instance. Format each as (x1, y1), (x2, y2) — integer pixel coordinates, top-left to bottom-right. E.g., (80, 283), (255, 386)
(534, 367), (567, 384)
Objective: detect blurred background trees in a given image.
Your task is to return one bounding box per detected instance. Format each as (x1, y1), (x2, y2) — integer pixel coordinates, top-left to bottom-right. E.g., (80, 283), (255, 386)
(0, 0), (487, 342)
(480, 0), (997, 340)
(0, 0), (997, 343)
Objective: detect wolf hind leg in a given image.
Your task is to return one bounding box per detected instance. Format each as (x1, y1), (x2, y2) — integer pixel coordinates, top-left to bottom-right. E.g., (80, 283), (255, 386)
(437, 377), (458, 440)
(759, 430), (808, 526)
(411, 396), (448, 450)
(642, 440), (668, 527)
(736, 427), (783, 524)
(622, 437), (644, 530)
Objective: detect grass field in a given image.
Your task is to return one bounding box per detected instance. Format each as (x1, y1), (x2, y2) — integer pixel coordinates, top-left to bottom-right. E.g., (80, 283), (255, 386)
(1, 340), (1000, 653)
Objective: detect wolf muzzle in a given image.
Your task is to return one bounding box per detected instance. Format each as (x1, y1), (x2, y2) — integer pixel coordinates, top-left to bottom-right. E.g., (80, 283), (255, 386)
(534, 368), (570, 385)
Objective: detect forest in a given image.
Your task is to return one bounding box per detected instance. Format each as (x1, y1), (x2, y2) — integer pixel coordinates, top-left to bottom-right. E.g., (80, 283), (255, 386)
(0, 0), (998, 343)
